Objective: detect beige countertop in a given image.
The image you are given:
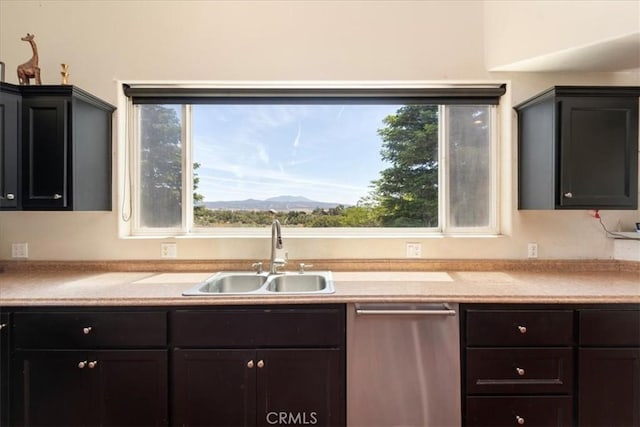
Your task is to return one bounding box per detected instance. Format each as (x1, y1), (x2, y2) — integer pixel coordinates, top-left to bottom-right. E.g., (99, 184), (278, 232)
(1, 268), (639, 306)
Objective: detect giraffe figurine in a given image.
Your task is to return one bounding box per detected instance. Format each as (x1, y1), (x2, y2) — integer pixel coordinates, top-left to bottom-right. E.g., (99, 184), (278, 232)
(17, 33), (41, 85)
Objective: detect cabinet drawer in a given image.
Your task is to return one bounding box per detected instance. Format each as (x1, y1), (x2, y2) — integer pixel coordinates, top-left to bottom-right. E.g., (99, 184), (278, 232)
(579, 309), (640, 346)
(466, 396), (572, 426)
(13, 312), (167, 348)
(466, 348), (573, 394)
(170, 307), (344, 347)
(466, 310), (573, 346)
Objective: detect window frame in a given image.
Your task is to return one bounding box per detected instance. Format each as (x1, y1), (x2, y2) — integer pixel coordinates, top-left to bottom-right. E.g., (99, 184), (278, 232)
(123, 81), (504, 238)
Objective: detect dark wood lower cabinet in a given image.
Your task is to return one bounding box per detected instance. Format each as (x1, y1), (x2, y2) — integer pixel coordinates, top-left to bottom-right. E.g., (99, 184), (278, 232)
(173, 348), (344, 427)
(12, 349), (168, 426)
(256, 348), (343, 427)
(466, 396), (572, 427)
(0, 313), (10, 427)
(173, 349), (257, 427)
(462, 305), (640, 427)
(578, 308), (640, 427)
(7, 305), (345, 427)
(579, 348), (640, 427)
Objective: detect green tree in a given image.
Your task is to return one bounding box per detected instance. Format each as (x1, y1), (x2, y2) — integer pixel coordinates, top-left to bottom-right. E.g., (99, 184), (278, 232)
(371, 105), (439, 227)
(140, 105), (182, 227)
(140, 105), (204, 227)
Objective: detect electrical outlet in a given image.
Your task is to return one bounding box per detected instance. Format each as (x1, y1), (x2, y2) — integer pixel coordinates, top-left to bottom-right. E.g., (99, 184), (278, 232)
(527, 243), (538, 259)
(406, 243), (422, 258)
(160, 243), (177, 258)
(11, 242), (28, 258)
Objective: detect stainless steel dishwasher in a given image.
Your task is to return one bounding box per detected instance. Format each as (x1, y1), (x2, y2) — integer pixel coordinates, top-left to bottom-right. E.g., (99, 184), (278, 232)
(347, 303), (461, 426)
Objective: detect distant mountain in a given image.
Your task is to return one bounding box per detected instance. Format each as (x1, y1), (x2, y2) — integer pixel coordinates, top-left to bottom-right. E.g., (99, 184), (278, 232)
(265, 195), (315, 203)
(202, 196), (347, 212)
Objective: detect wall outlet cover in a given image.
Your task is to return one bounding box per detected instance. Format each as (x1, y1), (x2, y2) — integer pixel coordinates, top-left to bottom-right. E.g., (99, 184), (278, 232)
(406, 242), (422, 258)
(527, 243), (538, 259)
(161, 242), (177, 258)
(11, 242), (28, 258)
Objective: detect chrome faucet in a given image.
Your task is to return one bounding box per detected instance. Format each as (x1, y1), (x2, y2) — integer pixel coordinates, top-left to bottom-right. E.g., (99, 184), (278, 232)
(270, 218), (286, 274)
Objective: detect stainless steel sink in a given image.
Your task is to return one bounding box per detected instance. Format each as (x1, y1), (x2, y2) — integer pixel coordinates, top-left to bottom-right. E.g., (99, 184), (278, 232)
(182, 271), (334, 296)
(193, 272), (268, 294)
(265, 273), (329, 293)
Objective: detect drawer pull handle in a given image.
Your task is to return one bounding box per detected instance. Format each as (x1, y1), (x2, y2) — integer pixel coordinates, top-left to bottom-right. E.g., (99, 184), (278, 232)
(5, 194), (15, 200)
(517, 325), (527, 334)
(516, 415), (525, 425)
(53, 193), (63, 200)
(257, 360), (265, 368)
(516, 367), (525, 376)
(88, 361), (98, 369)
(83, 327), (92, 335)
(0, 323), (7, 330)
(247, 360), (254, 369)
(563, 192), (573, 198)
(78, 360), (88, 369)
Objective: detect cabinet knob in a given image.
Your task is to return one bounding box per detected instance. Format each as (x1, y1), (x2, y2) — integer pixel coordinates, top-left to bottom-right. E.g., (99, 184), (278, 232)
(78, 360), (88, 369)
(53, 193), (63, 200)
(247, 360), (254, 369)
(83, 327), (92, 335)
(5, 194), (15, 200)
(0, 323), (6, 330)
(88, 361), (98, 369)
(516, 367), (525, 376)
(563, 192), (573, 198)
(257, 360), (265, 368)
(517, 325), (527, 334)
(516, 415), (525, 425)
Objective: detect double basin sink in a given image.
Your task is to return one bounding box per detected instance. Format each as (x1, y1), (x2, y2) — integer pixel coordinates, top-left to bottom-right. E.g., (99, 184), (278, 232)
(183, 271), (335, 296)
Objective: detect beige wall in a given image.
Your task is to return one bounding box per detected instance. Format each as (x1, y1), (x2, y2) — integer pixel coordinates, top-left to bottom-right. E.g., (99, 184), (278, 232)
(0, 0), (638, 261)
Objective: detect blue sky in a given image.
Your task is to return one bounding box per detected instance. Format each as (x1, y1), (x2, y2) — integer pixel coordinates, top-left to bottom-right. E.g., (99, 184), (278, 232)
(192, 104), (401, 205)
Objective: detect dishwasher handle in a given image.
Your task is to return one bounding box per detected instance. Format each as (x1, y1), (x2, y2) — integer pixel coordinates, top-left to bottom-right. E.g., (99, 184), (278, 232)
(355, 303), (456, 316)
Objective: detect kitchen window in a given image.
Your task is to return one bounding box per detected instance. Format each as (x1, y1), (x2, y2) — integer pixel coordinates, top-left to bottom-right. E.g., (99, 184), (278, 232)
(124, 83), (505, 236)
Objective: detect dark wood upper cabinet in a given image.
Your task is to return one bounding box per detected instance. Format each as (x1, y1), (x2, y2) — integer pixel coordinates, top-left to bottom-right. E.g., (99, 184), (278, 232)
(0, 83), (21, 210)
(516, 86), (639, 210)
(19, 85), (115, 210)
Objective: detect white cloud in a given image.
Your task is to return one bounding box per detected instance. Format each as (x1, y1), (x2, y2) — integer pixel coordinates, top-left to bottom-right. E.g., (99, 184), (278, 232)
(292, 123), (301, 148)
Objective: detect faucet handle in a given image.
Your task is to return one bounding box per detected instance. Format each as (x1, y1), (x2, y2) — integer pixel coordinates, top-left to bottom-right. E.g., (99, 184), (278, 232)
(299, 263), (314, 274)
(272, 258), (287, 273)
(251, 262), (263, 274)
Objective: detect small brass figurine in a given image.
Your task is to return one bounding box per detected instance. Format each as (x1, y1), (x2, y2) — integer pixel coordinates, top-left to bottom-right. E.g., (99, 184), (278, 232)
(17, 33), (41, 85)
(60, 64), (69, 85)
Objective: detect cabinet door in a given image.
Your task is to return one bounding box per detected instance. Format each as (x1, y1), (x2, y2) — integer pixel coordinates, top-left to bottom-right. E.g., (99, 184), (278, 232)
(579, 348), (640, 427)
(0, 89), (20, 209)
(0, 314), (9, 427)
(21, 98), (68, 209)
(12, 349), (168, 426)
(172, 349), (256, 427)
(559, 96), (638, 209)
(12, 350), (93, 426)
(257, 349), (344, 427)
(95, 350), (168, 426)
